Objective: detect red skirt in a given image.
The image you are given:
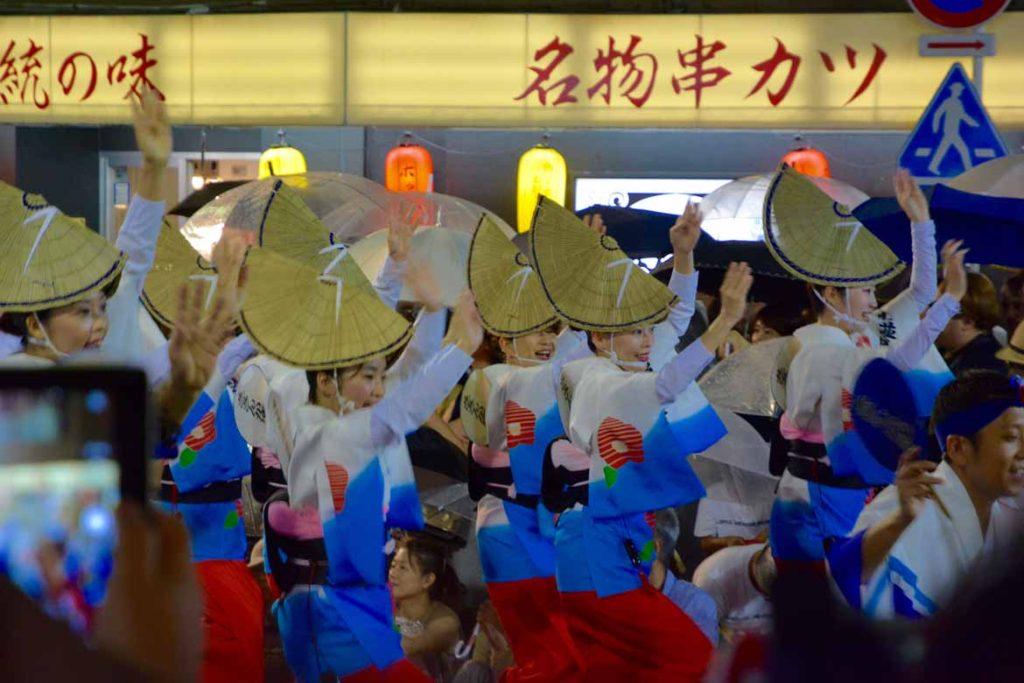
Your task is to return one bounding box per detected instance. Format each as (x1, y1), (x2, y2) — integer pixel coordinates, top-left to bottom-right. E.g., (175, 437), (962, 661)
(195, 560), (266, 683)
(344, 659), (431, 682)
(560, 580), (712, 683)
(488, 576), (584, 682)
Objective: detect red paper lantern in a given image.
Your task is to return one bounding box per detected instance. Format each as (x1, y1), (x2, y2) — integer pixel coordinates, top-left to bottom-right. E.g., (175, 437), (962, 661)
(385, 141), (434, 193)
(782, 147), (831, 178)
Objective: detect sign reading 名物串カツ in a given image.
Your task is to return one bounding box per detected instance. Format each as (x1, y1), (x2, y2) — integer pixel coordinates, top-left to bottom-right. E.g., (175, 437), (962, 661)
(0, 12), (1023, 128)
(907, 0), (1011, 30)
(897, 63), (1007, 180)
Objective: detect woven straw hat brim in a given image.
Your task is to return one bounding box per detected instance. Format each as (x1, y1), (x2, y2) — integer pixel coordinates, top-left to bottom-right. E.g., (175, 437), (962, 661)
(468, 214), (557, 338)
(239, 248), (412, 370)
(763, 165), (904, 287)
(255, 180), (334, 263)
(142, 219), (216, 328)
(528, 196), (674, 332)
(996, 324), (1024, 365)
(0, 183), (125, 312)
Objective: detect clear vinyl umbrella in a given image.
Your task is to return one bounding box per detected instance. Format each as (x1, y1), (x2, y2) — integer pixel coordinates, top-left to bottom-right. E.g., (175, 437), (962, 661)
(700, 173), (869, 242)
(346, 192), (516, 306)
(180, 172), (391, 260)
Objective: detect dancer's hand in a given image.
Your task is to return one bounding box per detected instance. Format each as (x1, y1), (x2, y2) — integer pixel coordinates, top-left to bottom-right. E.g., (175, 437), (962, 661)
(895, 169), (929, 224)
(445, 291), (485, 355)
(941, 239), (969, 302)
(582, 213), (606, 236)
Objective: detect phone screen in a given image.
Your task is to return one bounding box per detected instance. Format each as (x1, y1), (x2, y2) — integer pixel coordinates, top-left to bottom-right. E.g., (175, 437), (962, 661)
(0, 369), (148, 633)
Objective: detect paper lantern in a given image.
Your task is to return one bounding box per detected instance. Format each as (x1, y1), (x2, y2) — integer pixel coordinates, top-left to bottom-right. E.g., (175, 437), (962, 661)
(782, 147), (831, 178)
(258, 130), (307, 179)
(517, 144), (567, 233)
(385, 142), (434, 193)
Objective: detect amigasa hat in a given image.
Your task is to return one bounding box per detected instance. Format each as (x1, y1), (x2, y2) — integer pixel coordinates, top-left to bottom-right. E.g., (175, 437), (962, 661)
(0, 182), (125, 312)
(239, 245), (412, 371)
(468, 213), (558, 338)
(528, 196), (676, 332)
(763, 165), (904, 287)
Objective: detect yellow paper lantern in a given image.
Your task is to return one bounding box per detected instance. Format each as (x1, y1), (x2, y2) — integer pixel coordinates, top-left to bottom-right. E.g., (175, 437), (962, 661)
(517, 144), (567, 234)
(258, 130), (308, 179)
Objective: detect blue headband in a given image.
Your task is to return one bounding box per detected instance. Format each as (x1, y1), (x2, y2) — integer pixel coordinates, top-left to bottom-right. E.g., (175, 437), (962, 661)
(935, 376), (1024, 451)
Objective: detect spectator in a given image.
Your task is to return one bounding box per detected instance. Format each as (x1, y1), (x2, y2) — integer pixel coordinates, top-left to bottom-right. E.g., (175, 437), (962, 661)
(649, 509), (720, 646)
(936, 272), (1006, 376)
(999, 269), (1024, 334)
(391, 532), (466, 681)
(750, 304), (803, 344)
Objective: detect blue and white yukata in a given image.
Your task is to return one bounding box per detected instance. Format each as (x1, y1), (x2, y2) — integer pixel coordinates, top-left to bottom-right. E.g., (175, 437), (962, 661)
(553, 270), (725, 681)
(272, 342), (471, 682)
(769, 220), (958, 570)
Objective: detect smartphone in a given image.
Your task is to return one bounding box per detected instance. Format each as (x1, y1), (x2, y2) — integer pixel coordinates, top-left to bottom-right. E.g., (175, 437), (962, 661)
(0, 366), (151, 633)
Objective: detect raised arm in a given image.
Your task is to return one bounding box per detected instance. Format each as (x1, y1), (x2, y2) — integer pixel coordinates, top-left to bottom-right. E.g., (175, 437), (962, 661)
(886, 241), (967, 372)
(892, 169), (938, 313)
(655, 262), (752, 403)
(373, 218), (416, 309)
(386, 258), (447, 383)
(371, 293), (483, 447)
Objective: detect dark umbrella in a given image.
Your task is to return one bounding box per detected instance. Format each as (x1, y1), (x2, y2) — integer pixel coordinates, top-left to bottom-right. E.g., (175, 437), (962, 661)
(854, 184), (1024, 268)
(167, 180), (248, 217)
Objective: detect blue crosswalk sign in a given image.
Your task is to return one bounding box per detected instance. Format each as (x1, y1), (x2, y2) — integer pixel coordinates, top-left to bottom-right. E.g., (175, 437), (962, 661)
(897, 63), (1007, 181)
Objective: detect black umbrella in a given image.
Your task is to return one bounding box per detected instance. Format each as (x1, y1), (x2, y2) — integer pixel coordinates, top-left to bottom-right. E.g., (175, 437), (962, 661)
(167, 180), (249, 217)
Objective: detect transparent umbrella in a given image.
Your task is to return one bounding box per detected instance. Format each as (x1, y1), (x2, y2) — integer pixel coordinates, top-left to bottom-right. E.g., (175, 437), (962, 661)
(180, 172), (391, 260)
(346, 192), (515, 306)
(700, 173), (868, 242)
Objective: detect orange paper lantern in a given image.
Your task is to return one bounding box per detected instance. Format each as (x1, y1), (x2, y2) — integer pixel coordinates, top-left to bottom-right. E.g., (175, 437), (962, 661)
(386, 142), (434, 193)
(782, 147), (831, 178)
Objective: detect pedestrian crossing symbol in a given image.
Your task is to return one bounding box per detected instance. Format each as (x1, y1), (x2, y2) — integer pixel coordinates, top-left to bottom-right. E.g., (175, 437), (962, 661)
(897, 63), (1007, 181)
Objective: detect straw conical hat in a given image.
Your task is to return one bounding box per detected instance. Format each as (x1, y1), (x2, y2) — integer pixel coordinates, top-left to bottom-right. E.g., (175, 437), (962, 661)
(468, 214), (557, 338)
(0, 182), (125, 312)
(996, 321), (1024, 367)
(142, 219), (217, 328)
(528, 196), (676, 332)
(255, 180), (334, 262)
(763, 165), (904, 287)
(239, 247), (412, 370)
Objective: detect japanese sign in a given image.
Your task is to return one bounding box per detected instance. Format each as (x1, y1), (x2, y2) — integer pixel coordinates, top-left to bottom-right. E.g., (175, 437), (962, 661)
(1, 12), (1023, 128)
(347, 12), (1024, 129)
(0, 14), (345, 125)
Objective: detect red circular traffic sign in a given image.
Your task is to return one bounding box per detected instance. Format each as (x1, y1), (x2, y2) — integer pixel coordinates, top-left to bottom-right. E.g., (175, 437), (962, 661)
(907, 0), (1011, 29)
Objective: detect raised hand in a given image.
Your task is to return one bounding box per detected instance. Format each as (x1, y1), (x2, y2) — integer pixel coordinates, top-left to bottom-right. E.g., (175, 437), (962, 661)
(168, 280), (236, 393)
(670, 201), (702, 255)
(387, 213), (417, 263)
(717, 261), (754, 326)
(444, 291), (485, 355)
(131, 87), (171, 166)
(894, 168), (929, 224)
(582, 213), (606, 237)
(940, 239), (969, 302)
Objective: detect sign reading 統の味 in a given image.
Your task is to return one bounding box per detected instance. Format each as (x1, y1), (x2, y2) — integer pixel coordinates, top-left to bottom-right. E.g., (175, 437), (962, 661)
(0, 12), (1022, 129)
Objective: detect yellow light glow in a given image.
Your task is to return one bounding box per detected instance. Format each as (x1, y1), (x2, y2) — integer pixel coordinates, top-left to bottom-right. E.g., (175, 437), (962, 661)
(517, 146), (567, 234)
(258, 146), (308, 179)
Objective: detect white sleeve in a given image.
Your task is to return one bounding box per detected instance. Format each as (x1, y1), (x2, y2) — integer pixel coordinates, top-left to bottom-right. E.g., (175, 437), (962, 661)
(386, 307), (447, 385)
(650, 270), (699, 372)
(373, 256), (406, 311)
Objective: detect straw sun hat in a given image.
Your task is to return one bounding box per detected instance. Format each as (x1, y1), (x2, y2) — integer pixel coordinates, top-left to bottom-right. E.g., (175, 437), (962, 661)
(528, 196), (676, 332)
(142, 219), (217, 328)
(467, 214), (557, 338)
(0, 181), (125, 312)
(144, 181), (338, 326)
(763, 165), (904, 287)
(239, 246), (412, 371)
(996, 322), (1024, 367)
